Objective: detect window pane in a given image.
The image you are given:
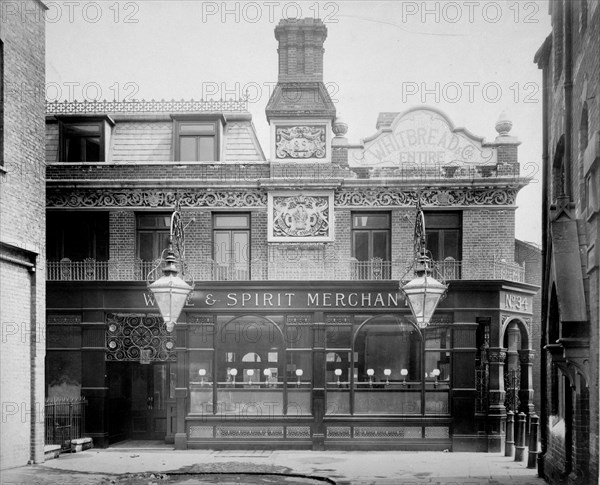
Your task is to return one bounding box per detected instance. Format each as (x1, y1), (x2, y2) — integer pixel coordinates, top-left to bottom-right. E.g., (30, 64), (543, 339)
(189, 350), (214, 415)
(352, 213), (389, 229)
(138, 232), (154, 262)
(198, 137), (215, 161)
(66, 124), (101, 135)
(214, 232), (230, 264)
(425, 212), (461, 229)
(233, 231), (249, 266)
(179, 123), (215, 134)
(286, 351), (312, 416)
(326, 326), (351, 348)
(65, 137), (82, 163)
(214, 214), (249, 229)
(84, 137), (100, 162)
(426, 231), (441, 260)
(353, 231), (369, 261)
(372, 231), (389, 259)
(443, 230), (461, 260)
(179, 136), (197, 161)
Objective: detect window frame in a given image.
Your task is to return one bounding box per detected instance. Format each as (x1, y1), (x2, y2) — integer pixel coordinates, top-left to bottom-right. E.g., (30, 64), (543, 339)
(424, 211), (462, 262)
(212, 213), (251, 279)
(135, 212), (171, 263)
(351, 211), (391, 262)
(57, 116), (111, 163)
(172, 115), (222, 162)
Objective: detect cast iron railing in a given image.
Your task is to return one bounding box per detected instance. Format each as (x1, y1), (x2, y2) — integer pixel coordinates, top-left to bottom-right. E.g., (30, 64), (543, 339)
(45, 397), (86, 451)
(47, 257), (525, 283)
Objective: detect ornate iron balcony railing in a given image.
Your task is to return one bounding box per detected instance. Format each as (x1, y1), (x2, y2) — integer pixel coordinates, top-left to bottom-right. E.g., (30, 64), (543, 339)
(47, 258), (525, 283)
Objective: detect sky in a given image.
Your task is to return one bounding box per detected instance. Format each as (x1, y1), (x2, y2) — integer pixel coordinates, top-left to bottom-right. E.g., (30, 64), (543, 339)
(44, 0), (551, 244)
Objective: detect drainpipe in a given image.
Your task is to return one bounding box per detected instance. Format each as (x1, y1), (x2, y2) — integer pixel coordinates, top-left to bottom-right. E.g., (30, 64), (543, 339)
(539, 52), (549, 476)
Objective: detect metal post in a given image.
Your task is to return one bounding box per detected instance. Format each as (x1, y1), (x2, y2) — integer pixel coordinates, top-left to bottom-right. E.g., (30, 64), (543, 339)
(527, 415), (539, 468)
(514, 412), (526, 461)
(505, 410), (515, 456)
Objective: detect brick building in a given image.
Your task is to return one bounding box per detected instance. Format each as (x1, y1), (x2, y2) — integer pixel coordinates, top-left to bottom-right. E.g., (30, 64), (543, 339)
(45, 18), (537, 452)
(534, 1), (600, 483)
(0, 0), (47, 469)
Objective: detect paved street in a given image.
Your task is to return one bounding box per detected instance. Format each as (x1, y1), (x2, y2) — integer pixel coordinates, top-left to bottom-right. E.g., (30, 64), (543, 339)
(0, 446), (546, 485)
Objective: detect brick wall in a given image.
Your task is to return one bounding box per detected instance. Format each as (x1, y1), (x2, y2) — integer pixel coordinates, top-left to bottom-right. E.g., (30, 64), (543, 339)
(539, 1), (599, 482)
(0, 0), (46, 468)
(462, 209), (515, 279)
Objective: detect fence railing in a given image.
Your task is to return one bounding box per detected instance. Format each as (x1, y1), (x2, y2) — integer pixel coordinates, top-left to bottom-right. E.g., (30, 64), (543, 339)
(45, 397), (86, 451)
(47, 258), (525, 283)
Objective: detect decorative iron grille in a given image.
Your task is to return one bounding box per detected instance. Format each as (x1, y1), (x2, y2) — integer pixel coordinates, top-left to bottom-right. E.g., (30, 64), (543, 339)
(105, 313), (175, 362)
(475, 342), (489, 414)
(504, 369), (521, 412)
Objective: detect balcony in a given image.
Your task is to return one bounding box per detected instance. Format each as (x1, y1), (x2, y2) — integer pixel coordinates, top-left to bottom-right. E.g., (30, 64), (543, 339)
(47, 258), (525, 283)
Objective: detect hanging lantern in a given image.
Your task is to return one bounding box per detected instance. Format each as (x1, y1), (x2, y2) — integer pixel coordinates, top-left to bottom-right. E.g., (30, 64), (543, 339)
(147, 204), (194, 332)
(400, 200), (448, 329)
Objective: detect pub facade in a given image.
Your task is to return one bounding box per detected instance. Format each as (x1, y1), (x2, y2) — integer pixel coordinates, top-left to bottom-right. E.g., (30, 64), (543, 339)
(45, 18), (538, 452)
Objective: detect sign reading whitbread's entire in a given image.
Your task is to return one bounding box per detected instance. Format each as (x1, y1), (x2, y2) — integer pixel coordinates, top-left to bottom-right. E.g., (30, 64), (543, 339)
(143, 290), (403, 310)
(348, 107), (497, 168)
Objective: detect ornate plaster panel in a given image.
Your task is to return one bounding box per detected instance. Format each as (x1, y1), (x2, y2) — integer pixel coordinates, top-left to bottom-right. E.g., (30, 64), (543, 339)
(47, 189), (267, 209)
(268, 191), (334, 242)
(275, 126), (326, 159)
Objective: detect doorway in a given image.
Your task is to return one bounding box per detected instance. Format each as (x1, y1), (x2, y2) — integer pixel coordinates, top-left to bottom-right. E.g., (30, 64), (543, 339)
(107, 362), (171, 443)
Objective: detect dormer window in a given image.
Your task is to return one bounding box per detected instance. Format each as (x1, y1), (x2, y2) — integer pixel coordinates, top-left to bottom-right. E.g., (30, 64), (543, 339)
(58, 116), (112, 163)
(173, 119), (220, 161)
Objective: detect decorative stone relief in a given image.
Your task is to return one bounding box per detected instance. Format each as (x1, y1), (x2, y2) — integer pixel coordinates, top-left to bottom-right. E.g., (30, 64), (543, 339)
(276, 126), (326, 159)
(47, 189), (266, 209)
(268, 192), (333, 242)
(335, 188), (517, 207)
(487, 350), (507, 363)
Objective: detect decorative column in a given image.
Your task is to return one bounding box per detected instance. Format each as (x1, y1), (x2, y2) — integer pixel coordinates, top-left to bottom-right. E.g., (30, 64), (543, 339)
(518, 349), (536, 418)
(487, 347), (507, 452)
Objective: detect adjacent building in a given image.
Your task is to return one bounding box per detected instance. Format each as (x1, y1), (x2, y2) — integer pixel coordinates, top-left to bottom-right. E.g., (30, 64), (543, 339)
(45, 18), (538, 452)
(0, 0), (47, 469)
(534, 0), (599, 483)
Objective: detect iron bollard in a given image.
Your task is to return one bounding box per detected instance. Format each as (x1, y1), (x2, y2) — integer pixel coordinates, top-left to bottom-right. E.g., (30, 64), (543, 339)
(514, 412), (526, 461)
(527, 415), (539, 468)
(505, 410), (515, 456)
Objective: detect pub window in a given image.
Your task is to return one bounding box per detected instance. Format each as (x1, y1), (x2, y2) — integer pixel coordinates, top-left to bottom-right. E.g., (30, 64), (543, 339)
(351, 212), (391, 279)
(212, 315), (286, 416)
(351, 315), (452, 416)
(213, 213), (250, 280)
(59, 118), (108, 162)
(136, 213), (171, 263)
(174, 120), (218, 161)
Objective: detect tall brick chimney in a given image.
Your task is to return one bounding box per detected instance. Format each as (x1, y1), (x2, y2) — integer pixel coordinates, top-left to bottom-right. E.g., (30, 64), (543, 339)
(275, 18), (327, 83)
(266, 18), (336, 162)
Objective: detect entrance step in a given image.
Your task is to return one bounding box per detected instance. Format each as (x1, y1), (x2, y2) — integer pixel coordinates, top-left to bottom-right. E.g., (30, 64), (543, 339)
(44, 444), (61, 461)
(71, 437), (93, 453)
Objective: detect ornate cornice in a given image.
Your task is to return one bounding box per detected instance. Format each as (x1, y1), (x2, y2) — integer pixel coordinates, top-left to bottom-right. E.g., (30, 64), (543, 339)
(47, 189), (267, 209)
(335, 188), (518, 207)
(47, 186), (518, 209)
